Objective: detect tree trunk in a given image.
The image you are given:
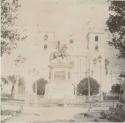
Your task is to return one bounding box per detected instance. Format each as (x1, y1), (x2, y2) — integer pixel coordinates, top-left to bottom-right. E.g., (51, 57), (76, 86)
(11, 84), (15, 98)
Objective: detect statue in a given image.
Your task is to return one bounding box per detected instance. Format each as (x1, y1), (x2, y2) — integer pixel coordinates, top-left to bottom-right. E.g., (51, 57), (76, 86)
(50, 41), (68, 63)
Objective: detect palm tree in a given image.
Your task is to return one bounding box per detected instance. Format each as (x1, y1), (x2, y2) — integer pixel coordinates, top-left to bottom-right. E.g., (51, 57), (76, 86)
(8, 75), (17, 97)
(1, 77), (8, 92)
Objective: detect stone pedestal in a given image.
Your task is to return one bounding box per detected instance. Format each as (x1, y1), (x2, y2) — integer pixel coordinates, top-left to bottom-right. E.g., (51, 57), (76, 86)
(45, 62), (74, 99)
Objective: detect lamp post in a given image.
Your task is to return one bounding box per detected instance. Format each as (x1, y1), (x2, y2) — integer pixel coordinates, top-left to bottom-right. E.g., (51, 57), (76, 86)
(98, 55), (103, 102)
(85, 56), (91, 98)
(29, 68), (39, 106)
(88, 57), (91, 97)
(93, 56), (103, 102)
(110, 69), (114, 108)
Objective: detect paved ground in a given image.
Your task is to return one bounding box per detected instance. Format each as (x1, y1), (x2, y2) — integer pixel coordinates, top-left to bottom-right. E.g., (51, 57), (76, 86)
(2, 99), (118, 123)
(5, 105), (109, 123)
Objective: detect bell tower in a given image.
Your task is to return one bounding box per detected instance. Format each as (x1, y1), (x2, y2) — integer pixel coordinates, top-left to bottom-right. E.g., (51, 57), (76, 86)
(86, 32), (106, 101)
(87, 32), (105, 54)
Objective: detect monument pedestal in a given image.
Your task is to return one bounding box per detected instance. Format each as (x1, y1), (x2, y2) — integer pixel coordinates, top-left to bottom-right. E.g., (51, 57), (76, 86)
(45, 62), (75, 100)
(46, 83), (74, 99)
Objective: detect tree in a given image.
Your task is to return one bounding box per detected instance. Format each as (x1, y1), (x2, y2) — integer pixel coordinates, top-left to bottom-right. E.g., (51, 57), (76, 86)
(1, 75), (17, 97)
(1, 75), (25, 98)
(1, 77), (8, 85)
(1, 77), (8, 92)
(111, 84), (122, 100)
(1, 0), (27, 56)
(8, 75), (17, 97)
(77, 77), (100, 96)
(1, 0), (19, 55)
(106, 1), (125, 58)
(111, 84), (120, 94)
(120, 73), (125, 78)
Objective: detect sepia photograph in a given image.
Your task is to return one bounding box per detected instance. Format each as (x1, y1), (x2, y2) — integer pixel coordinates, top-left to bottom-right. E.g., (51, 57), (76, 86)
(1, 0), (125, 122)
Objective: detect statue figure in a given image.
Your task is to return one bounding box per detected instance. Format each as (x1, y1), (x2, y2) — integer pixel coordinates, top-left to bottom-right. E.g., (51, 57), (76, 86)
(50, 41), (68, 63)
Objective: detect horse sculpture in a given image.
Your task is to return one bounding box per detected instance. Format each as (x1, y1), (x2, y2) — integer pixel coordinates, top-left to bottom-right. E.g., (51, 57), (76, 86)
(49, 41), (67, 62)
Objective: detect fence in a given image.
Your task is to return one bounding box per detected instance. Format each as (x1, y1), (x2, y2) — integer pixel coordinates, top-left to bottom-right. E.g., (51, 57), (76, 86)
(30, 95), (101, 106)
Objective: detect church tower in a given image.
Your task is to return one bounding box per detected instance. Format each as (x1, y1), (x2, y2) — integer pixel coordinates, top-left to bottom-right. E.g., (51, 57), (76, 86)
(86, 32), (108, 101)
(41, 32), (56, 51)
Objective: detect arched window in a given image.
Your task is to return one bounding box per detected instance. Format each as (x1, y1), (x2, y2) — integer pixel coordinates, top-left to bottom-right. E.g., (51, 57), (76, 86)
(69, 39), (74, 44)
(95, 35), (98, 42)
(95, 45), (99, 51)
(44, 44), (47, 50)
(44, 34), (48, 41)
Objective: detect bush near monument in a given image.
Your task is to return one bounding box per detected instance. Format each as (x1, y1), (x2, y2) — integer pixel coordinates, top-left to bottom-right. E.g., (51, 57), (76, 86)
(77, 77), (100, 96)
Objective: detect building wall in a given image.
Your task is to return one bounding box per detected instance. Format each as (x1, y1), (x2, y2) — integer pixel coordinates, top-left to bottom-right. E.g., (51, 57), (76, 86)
(39, 32), (111, 92)
(13, 32), (111, 99)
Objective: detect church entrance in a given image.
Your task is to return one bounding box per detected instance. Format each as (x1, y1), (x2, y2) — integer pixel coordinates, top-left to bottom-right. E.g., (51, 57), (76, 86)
(33, 78), (48, 96)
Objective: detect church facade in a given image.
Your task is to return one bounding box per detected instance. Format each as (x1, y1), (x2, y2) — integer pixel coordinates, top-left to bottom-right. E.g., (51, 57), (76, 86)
(2, 32), (111, 103)
(42, 32), (110, 101)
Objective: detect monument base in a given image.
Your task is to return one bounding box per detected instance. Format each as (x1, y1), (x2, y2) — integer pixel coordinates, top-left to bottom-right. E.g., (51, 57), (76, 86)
(45, 83), (75, 99)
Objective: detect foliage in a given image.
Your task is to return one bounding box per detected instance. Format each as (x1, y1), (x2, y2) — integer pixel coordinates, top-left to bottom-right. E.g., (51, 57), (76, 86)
(1, 77), (8, 92)
(108, 106), (125, 122)
(1, 0), (19, 55)
(77, 77), (100, 96)
(7, 75), (17, 97)
(1, 0), (27, 56)
(120, 72), (125, 78)
(111, 84), (121, 94)
(106, 1), (125, 58)
(1, 77), (8, 84)
(8, 75), (17, 84)
(1, 75), (25, 97)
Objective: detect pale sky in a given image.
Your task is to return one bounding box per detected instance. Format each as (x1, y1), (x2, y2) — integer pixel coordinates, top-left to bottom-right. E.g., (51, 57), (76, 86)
(18, 0), (109, 40)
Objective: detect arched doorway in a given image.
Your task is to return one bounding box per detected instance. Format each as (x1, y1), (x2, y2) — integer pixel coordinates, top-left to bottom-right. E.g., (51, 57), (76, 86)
(77, 77), (100, 96)
(33, 78), (47, 96)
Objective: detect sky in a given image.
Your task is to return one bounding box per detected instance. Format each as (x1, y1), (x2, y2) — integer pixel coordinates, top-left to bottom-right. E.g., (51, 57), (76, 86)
(1, 0), (125, 92)
(18, 0), (109, 40)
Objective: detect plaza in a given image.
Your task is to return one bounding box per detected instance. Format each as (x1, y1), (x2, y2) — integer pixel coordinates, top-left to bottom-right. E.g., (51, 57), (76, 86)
(4, 32), (109, 104)
(1, 0), (125, 122)
(3, 100), (115, 123)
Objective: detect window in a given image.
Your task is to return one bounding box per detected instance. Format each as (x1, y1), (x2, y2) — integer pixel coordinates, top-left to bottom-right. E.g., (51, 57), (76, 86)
(44, 34), (48, 41)
(69, 39), (74, 44)
(44, 44), (47, 50)
(95, 35), (98, 42)
(95, 45), (99, 51)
